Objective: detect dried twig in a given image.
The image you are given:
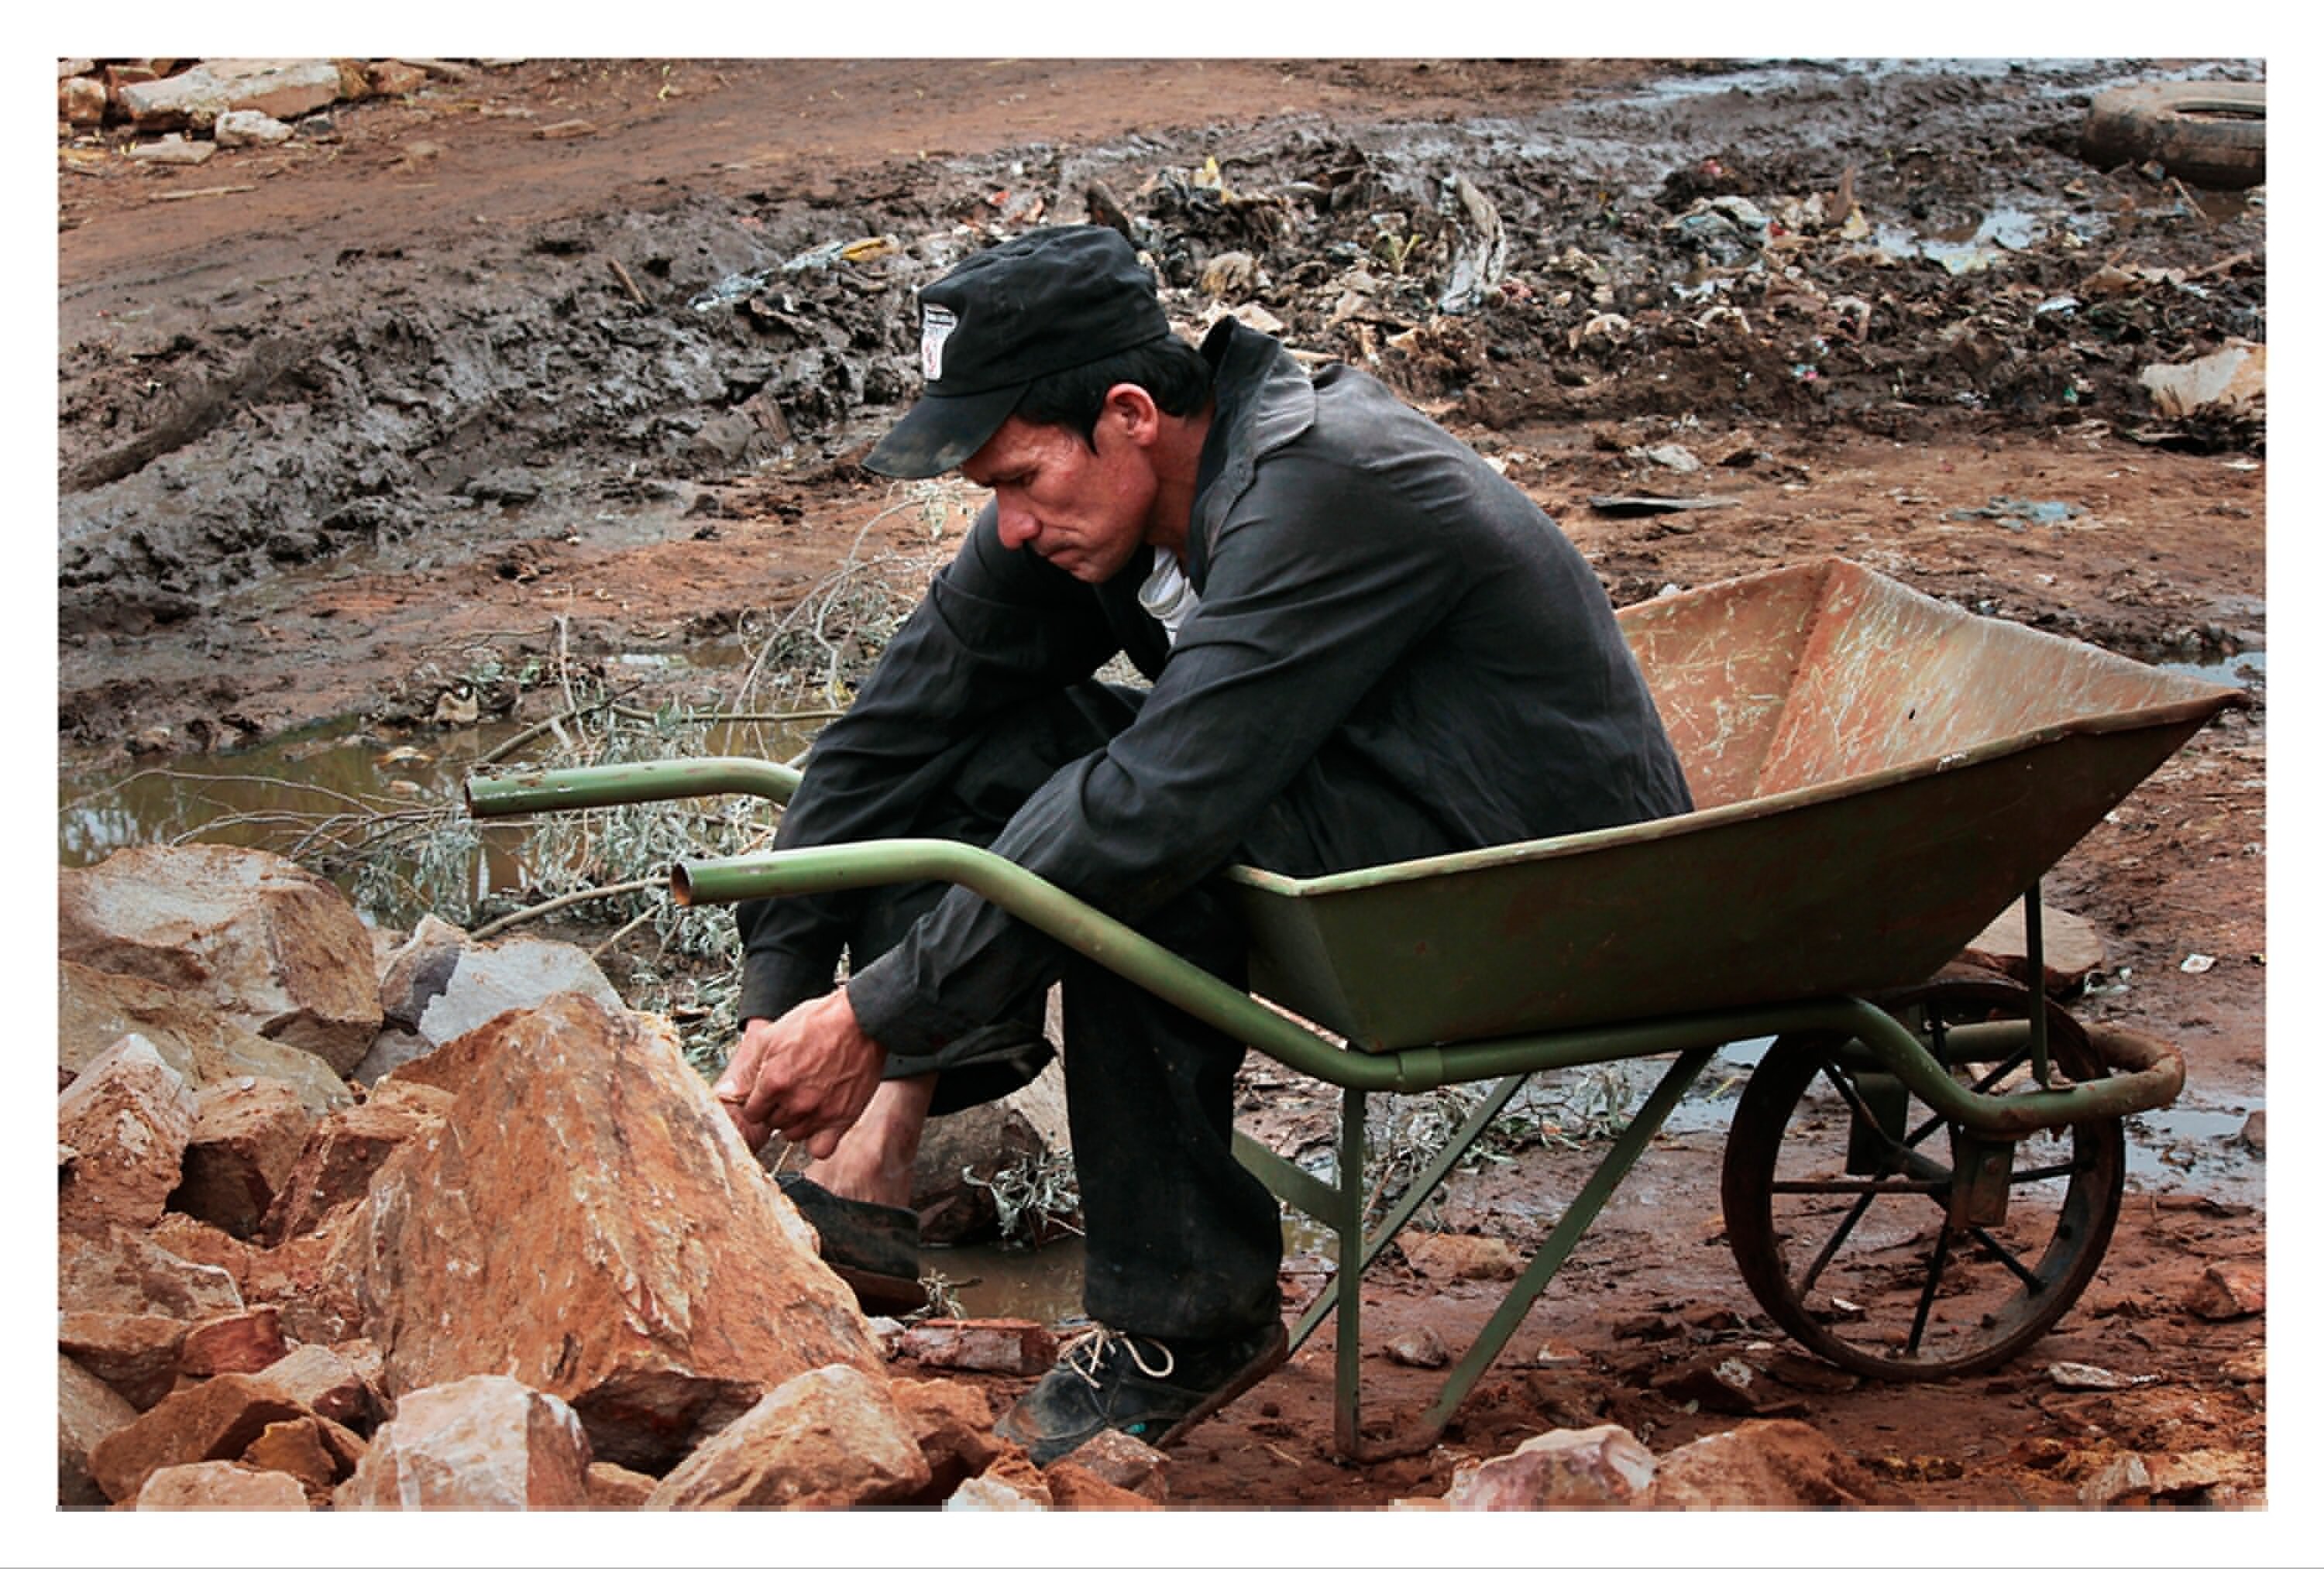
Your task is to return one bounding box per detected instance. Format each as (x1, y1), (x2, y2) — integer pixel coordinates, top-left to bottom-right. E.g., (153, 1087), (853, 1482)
(607, 256), (650, 309)
(469, 876), (661, 941)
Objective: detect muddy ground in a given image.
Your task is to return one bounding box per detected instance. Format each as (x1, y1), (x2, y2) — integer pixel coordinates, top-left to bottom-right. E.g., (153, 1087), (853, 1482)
(56, 58), (2267, 1509)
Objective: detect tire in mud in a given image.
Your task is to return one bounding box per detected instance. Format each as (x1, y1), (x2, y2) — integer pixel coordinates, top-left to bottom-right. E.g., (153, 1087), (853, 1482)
(2081, 81), (2265, 190)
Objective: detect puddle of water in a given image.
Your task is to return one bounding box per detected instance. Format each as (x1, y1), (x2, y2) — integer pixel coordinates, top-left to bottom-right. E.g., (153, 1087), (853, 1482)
(2126, 1103), (2264, 1204)
(934, 1215), (1339, 1326)
(2151, 648), (2265, 688)
(59, 709), (827, 929)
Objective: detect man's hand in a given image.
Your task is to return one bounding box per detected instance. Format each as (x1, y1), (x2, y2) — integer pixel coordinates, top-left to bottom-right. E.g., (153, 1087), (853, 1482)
(713, 990), (886, 1159)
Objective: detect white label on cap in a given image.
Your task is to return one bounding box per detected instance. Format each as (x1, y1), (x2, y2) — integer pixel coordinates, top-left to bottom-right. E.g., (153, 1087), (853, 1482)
(920, 304), (958, 383)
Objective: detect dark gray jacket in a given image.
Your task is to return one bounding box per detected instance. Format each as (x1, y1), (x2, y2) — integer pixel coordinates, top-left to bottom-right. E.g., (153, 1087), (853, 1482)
(737, 319), (1692, 1052)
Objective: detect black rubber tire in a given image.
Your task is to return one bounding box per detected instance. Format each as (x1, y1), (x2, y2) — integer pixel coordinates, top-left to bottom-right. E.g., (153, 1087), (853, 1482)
(1720, 979), (2126, 1381)
(2082, 81), (2265, 190)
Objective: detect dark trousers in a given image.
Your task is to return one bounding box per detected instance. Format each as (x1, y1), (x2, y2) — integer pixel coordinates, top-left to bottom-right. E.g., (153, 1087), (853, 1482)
(842, 684), (1284, 1341)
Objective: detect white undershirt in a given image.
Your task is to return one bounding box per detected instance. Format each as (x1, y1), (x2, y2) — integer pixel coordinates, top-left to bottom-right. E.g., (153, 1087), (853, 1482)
(1137, 551), (1201, 646)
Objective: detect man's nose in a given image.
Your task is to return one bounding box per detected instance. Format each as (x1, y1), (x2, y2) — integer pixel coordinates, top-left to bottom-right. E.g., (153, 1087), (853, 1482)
(995, 499), (1039, 550)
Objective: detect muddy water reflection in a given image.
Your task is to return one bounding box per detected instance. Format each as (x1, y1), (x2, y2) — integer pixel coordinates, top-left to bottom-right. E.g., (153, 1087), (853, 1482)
(59, 708), (824, 929)
(937, 1217), (1340, 1327)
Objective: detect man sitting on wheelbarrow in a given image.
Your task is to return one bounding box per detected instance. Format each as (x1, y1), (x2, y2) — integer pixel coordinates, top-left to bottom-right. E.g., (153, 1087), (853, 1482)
(713, 225), (1693, 1464)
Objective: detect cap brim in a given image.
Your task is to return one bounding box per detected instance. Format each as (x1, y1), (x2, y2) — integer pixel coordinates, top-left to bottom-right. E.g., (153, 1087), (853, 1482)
(861, 383), (1026, 479)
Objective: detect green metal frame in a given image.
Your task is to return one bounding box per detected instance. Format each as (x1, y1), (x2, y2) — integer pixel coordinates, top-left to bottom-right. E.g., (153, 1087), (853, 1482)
(466, 758), (2186, 1458)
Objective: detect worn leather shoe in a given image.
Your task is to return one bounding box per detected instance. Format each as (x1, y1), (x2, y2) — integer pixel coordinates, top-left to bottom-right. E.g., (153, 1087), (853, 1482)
(775, 1172), (925, 1315)
(994, 1317), (1290, 1465)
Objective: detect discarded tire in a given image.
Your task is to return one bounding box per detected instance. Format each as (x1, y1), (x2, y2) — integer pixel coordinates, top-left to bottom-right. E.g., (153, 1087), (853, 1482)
(2081, 81), (2264, 190)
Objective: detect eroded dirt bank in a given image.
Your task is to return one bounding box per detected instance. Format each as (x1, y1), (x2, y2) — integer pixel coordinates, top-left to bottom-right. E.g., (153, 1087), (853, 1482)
(56, 57), (2265, 1510)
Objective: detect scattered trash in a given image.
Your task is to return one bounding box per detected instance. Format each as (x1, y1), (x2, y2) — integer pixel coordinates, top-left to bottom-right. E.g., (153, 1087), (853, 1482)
(2181, 953), (2216, 973)
(1438, 174), (1508, 315)
(1941, 496), (2086, 530)
(2140, 341), (2266, 420)
(2046, 1361), (2158, 1391)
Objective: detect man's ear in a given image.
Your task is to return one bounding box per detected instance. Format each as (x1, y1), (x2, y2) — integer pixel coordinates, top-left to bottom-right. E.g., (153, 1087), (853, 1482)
(1103, 383), (1162, 445)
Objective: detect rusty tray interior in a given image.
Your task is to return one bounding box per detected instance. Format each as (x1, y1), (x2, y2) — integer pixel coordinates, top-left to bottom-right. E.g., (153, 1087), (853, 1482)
(1228, 557), (2248, 1051)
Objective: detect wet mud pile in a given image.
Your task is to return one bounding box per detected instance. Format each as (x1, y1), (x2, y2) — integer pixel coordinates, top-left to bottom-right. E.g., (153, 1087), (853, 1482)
(58, 59), (2261, 651)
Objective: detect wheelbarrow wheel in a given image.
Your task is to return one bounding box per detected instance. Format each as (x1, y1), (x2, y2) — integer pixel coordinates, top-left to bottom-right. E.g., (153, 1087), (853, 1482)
(1720, 978), (2126, 1381)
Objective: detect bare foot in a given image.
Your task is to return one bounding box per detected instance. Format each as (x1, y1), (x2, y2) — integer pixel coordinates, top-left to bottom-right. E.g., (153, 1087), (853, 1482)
(801, 1073), (937, 1208)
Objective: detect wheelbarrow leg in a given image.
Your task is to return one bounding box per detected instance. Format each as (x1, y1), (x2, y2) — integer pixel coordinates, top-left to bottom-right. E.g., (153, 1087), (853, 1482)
(1394, 1047), (1717, 1457)
(1332, 1083), (1367, 1457)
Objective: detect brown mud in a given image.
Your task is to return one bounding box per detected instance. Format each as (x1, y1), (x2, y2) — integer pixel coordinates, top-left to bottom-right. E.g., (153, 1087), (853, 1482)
(56, 57), (2265, 1508)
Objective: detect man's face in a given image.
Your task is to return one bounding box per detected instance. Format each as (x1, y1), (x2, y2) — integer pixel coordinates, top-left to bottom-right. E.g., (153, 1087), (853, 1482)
(961, 407), (1160, 584)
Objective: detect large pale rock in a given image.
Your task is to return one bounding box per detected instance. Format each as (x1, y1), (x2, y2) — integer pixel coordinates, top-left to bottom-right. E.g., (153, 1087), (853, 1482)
(119, 59), (344, 129)
(376, 914), (469, 1029)
(1648, 1418), (1886, 1507)
(135, 1460), (311, 1510)
(60, 961), (352, 1117)
(60, 846), (383, 1073)
(58, 1035), (196, 1233)
(645, 1366), (930, 1510)
(1444, 1424), (1658, 1509)
(411, 935), (624, 1047)
(86, 1372), (308, 1502)
(174, 1077), (316, 1238)
(59, 1225), (244, 1319)
(60, 1313), (189, 1410)
(346, 995), (881, 1471)
(260, 1095), (448, 1245)
(334, 1375), (592, 1510)
(60, 1355), (139, 1506)
(1401, 1231), (1523, 1282)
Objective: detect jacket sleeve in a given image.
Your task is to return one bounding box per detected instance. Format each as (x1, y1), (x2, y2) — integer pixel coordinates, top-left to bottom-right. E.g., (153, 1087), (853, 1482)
(844, 446), (1470, 1053)
(734, 503), (1121, 1023)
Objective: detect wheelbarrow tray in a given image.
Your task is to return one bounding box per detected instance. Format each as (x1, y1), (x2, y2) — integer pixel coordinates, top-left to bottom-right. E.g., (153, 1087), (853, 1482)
(1230, 557), (2247, 1050)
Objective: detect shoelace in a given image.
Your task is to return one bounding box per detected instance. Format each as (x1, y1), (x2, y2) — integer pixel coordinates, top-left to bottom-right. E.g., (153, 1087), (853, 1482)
(1057, 1323), (1176, 1389)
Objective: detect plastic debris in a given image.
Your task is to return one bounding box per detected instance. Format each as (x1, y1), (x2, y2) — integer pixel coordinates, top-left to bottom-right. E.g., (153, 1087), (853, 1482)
(1941, 496), (2086, 530)
(2181, 953), (2216, 973)
(2140, 341), (2266, 420)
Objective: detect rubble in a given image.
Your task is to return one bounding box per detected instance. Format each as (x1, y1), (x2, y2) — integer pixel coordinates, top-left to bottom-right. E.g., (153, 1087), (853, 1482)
(85, 1371), (310, 1502)
(898, 1317), (1058, 1375)
(1961, 901), (2107, 990)
(57, 1035), (197, 1234)
(645, 1365), (930, 1509)
(1398, 1231), (1521, 1282)
(2185, 1261), (2264, 1320)
(59, 846), (384, 1073)
(59, 1225), (244, 1320)
(343, 994), (880, 1471)
(258, 1092), (451, 1245)
(60, 961), (353, 1117)
(335, 1374), (593, 1509)
(1442, 1423), (1658, 1508)
(178, 1306), (289, 1377)
(214, 109), (294, 148)
(891, 1376), (1008, 1495)
(59, 1355), (139, 1506)
(249, 1344), (382, 1432)
(174, 1076), (315, 1238)
(135, 1460), (311, 1510)
(60, 1313), (189, 1409)
(1648, 1420), (1888, 1507)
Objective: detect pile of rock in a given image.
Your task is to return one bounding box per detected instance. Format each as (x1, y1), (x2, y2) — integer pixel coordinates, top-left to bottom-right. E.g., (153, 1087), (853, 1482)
(55, 842), (1126, 1510)
(56, 58), (496, 160)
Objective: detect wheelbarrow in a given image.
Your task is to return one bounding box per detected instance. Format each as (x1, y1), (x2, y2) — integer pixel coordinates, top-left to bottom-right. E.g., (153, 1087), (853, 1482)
(467, 557), (2250, 1459)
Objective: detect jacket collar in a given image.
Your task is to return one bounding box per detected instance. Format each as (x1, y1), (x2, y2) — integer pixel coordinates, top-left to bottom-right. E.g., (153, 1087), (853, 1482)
(1184, 318), (1316, 588)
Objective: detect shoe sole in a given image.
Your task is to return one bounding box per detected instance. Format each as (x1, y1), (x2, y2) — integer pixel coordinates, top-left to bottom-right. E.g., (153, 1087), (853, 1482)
(1150, 1320), (1291, 1449)
(829, 1260), (927, 1317)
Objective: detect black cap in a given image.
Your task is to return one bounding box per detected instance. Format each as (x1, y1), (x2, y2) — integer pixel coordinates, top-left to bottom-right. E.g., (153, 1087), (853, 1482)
(864, 225), (1171, 479)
